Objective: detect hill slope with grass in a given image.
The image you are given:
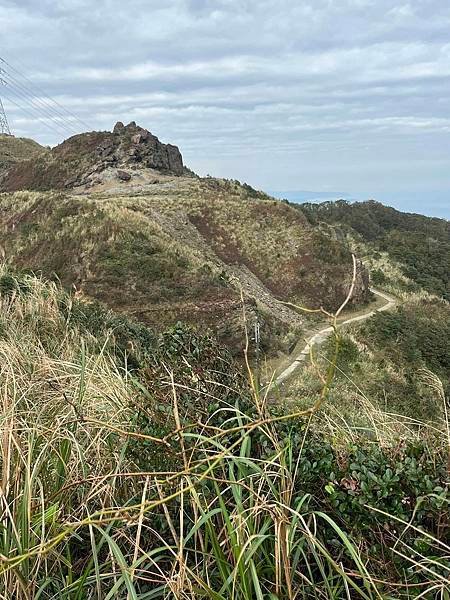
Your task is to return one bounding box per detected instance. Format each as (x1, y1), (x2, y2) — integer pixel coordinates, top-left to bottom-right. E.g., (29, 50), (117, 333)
(0, 125), (449, 598)
(0, 180), (369, 356)
(284, 292), (450, 425)
(0, 133), (48, 178)
(277, 199), (450, 435)
(0, 124), (373, 357)
(300, 199), (450, 300)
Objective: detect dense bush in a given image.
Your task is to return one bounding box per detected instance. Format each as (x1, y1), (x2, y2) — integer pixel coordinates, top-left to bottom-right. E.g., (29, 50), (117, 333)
(317, 299), (450, 421)
(363, 302), (450, 380)
(291, 432), (447, 535)
(127, 321), (250, 471)
(1, 268), (449, 598)
(370, 267), (387, 285)
(0, 272), (31, 297)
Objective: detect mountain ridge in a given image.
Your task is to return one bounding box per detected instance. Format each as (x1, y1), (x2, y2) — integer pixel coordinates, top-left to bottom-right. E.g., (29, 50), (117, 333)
(300, 198), (450, 300)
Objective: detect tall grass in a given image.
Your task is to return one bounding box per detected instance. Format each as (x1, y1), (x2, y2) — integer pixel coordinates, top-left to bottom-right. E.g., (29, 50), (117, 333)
(0, 268), (448, 599)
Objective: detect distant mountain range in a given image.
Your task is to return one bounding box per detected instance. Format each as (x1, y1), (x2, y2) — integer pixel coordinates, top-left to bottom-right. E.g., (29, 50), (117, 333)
(269, 190), (349, 203)
(269, 190), (449, 220)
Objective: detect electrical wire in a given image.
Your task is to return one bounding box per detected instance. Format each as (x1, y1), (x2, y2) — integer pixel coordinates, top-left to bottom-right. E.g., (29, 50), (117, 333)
(1, 86), (72, 139)
(1, 75), (77, 137)
(0, 56), (91, 131)
(1, 67), (79, 135)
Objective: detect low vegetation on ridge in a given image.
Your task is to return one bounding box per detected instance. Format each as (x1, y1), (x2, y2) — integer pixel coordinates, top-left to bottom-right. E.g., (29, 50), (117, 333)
(0, 134), (48, 177)
(300, 199), (450, 300)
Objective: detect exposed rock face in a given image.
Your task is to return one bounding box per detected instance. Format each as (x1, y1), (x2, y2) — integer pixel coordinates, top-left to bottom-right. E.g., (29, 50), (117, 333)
(349, 258), (370, 305)
(119, 122), (184, 175)
(0, 122), (184, 192)
(113, 121), (126, 134)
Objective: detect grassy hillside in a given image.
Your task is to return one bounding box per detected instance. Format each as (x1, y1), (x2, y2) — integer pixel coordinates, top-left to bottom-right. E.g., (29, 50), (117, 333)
(0, 134), (48, 177)
(1, 130), (448, 598)
(0, 181), (369, 356)
(0, 268), (448, 599)
(300, 199), (450, 300)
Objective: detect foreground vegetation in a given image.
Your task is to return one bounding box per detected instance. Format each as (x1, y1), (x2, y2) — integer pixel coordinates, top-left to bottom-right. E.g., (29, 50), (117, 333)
(0, 268), (448, 599)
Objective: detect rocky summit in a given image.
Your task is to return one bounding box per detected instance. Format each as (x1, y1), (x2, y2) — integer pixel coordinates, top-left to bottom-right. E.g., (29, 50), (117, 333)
(0, 121), (184, 192)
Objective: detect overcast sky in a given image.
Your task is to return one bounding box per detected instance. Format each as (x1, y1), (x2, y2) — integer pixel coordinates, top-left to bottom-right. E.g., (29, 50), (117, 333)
(1, 0), (449, 217)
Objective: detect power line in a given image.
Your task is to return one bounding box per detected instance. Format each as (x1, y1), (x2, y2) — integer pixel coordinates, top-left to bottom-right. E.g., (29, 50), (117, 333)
(1, 69), (78, 136)
(2, 93), (69, 139)
(0, 56), (92, 139)
(1, 77), (74, 136)
(1, 86), (73, 139)
(1, 78), (75, 138)
(1, 66), (81, 134)
(0, 57), (91, 132)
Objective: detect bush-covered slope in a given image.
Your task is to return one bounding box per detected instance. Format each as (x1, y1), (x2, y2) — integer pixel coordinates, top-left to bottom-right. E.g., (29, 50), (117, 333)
(300, 199), (450, 300)
(286, 294), (450, 428)
(361, 298), (450, 381)
(0, 266), (248, 463)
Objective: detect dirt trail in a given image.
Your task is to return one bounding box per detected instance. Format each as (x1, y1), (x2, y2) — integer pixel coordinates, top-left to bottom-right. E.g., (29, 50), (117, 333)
(272, 288), (396, 386)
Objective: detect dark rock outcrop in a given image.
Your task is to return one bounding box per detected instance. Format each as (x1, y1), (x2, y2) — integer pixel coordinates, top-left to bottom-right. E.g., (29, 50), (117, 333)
(117, 169), (131, 181)
(118, 122), (184, 175)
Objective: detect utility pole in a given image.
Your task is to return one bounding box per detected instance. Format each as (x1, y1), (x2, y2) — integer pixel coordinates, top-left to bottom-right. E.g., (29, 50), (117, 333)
(0, 72), (11, 135)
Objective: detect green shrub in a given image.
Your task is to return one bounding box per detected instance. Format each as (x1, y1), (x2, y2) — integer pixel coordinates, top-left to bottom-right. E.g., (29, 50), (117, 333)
(0, 273), (31, 297)
(370, 267), (387, 285)
(363, 303), (450, 378)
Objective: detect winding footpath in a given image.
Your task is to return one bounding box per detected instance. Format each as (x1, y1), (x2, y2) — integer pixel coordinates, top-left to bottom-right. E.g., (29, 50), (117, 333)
(273, 288), (397, 387)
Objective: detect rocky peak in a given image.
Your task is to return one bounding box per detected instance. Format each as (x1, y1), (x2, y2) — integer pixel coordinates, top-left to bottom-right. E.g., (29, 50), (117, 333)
(0, 122), (185, 192)
(103, 121), (184, 176)
(75, 121), (184, 178)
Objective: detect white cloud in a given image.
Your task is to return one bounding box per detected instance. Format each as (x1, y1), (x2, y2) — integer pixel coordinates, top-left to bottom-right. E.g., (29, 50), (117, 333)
(388, 4), (415, 18)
